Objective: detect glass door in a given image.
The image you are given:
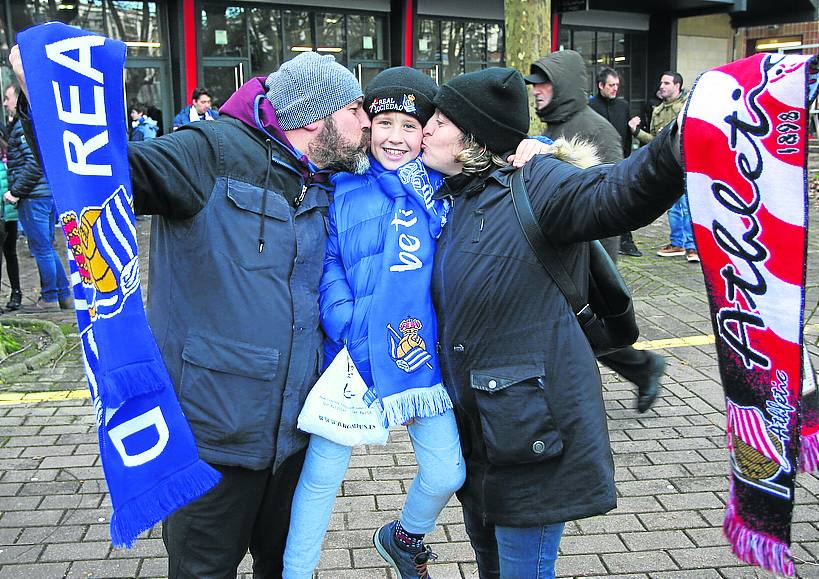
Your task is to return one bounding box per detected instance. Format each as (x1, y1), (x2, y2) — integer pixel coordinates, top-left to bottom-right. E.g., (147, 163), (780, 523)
(202, 57), (250, 108)
(125, 59), (171, 136)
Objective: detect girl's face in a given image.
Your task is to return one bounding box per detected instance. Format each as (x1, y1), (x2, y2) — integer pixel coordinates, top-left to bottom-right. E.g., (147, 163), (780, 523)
(369, 111), (423, 170)
(421, 110), (464, 176)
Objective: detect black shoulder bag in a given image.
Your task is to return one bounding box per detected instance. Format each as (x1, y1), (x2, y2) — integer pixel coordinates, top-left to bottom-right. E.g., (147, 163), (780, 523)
(509, 168), (639, 357)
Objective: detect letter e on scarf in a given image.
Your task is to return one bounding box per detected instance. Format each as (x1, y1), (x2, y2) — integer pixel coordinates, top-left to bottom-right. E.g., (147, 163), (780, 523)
(46, 35), (112, 176)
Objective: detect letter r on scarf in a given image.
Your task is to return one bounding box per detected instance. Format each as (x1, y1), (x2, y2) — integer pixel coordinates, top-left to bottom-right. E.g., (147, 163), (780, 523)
(108, 406), (170, 467)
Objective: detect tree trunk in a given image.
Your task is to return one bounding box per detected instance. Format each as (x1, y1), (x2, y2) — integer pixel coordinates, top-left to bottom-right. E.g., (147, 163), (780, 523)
(504, 0), (551, 135)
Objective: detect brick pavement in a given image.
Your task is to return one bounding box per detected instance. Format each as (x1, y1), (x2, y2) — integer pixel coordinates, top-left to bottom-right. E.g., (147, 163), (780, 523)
(2, 200), (819, 577)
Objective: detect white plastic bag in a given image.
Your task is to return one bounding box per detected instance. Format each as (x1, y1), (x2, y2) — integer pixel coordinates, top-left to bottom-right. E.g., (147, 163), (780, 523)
(297, 347), (389, 446)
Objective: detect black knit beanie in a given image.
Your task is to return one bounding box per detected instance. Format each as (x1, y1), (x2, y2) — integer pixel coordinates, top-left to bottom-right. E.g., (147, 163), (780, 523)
(364, 67), (438, 126)
(433, 67), (529, 154)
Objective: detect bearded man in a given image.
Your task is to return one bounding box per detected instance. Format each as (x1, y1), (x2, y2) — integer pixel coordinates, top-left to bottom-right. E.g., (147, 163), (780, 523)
(9, 48), (370, 578)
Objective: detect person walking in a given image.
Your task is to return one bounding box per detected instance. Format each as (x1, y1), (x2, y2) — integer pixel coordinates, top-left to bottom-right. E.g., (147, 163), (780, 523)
(419, 67), (685, 577)
(284, 67), (465, 579)
(3, 84), (71, 311)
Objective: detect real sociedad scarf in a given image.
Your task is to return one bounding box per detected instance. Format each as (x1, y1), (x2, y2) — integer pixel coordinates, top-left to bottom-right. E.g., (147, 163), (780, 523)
(18, 22), (219, 548)
(683, 52), (819, 576)
(361, 157), (451, 426)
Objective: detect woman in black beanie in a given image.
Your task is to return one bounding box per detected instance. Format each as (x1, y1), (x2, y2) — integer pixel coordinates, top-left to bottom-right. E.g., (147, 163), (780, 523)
(421, 67), (686, 578)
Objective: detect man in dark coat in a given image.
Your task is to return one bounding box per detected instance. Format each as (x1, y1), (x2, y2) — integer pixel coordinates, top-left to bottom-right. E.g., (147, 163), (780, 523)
(588, 67), (642, 257)
(524, 50), (665, 414)
(10, 48), (371, 578)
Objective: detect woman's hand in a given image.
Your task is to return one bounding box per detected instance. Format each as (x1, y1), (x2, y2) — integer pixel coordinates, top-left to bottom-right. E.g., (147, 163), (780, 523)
(3, 191), (19, 205)
(507, 138), (554, 168)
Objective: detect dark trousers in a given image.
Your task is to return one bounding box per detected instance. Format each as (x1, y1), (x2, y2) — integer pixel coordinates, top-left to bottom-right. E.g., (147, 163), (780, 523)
(162, 449), (306, 579)
(2, 220), (20, 292)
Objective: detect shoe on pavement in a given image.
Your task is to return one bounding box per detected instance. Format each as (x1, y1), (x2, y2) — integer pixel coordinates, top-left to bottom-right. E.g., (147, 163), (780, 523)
(636, 354), (666, 413)
(6, 289), (22, 311)
(656, 244), (686, 257)
(24, 298), (60, 313)
(619, 238), (643, 257)
(58, 296), (74, 310)
(686, 249), (700, 263)
(373, 520), (437, 578)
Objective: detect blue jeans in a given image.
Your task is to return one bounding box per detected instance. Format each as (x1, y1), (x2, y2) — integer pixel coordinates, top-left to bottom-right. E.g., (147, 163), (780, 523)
(462, 507), (565, 579)
(282, 409), (465, 579)
(16, 197), (70, 302)
(667, 193), (695, 250)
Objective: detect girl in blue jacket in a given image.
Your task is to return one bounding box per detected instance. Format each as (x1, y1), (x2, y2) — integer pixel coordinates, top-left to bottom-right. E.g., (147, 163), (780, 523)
(284, 68), (465, 579)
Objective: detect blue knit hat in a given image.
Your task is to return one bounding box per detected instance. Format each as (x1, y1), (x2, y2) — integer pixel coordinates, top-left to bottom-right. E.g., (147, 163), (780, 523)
(265, 52), (363, 130)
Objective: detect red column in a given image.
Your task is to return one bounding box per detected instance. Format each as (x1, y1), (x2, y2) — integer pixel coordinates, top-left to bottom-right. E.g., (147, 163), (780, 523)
(551, 12), (559, 53)
(183, 0), (197, 100)
(403, 0), (414, 66)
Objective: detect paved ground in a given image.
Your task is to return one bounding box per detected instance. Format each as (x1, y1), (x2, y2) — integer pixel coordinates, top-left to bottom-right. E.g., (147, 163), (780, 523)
(2, 193), (819, 578)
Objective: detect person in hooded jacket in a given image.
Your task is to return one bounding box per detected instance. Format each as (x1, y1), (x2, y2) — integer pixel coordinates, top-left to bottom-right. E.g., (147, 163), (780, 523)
(11, 48), (372, 579)
(129, 102), (159, 141)
(524, 51), (666, 415)
(420, 67), (684, 578)
(283, 66), (466, 579)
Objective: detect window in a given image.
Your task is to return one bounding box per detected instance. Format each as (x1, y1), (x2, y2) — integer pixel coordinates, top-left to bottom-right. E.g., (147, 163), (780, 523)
(416, 17), (505, 84)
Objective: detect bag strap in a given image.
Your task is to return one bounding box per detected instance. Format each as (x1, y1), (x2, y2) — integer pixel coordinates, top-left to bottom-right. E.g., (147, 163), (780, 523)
(508, 168), (596, 328)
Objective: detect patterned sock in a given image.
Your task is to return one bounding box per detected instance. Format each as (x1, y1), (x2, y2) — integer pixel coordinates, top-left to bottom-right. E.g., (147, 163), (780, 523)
(393, 520), (425, 553)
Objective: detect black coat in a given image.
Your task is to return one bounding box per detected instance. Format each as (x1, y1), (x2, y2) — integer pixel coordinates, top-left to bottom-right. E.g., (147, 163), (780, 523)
(6, 117), (50, 199)
(431, 124), (683, 527)
(589, 95), (633, 158)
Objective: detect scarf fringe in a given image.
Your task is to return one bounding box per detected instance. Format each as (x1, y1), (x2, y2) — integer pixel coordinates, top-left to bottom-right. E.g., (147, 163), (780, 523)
(380, 384), (453, 427)
(110, 459), (221, 548)
(724, 502), (796, 577)
(800, 430), (819, 473)
(100, 361), (174, 408)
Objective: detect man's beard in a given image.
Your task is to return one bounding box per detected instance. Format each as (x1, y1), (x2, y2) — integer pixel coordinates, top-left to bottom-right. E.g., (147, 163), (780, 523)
(309, 116), (371, 174)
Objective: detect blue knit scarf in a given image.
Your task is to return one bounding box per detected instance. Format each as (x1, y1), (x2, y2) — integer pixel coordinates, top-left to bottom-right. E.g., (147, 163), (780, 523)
(353, 157), (450, 426)
(18, 22), (219, 548)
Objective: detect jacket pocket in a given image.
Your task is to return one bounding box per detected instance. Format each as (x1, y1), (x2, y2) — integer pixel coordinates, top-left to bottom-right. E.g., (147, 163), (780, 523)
(179, 331), (279, 448)
(470, 369), (563, 466)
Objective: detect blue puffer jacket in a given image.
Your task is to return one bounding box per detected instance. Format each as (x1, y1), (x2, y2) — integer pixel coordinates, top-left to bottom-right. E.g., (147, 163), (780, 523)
(7, 117), (50, 199)
(319, 157), (442, 387)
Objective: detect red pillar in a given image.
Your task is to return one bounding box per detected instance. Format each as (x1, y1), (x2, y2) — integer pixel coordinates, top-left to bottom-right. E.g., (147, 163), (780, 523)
(551, 12), (559, 53)
(403, 0), (414, 66)
(183, 0), (197, 101)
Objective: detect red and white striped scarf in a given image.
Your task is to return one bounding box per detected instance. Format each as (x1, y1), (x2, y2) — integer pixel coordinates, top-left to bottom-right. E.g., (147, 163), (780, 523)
(683, 53), (819, 576)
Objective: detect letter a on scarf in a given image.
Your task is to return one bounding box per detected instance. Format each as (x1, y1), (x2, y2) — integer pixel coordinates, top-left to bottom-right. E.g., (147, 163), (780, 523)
(18, 22), (220, 548)
(683, 53), (819, 576)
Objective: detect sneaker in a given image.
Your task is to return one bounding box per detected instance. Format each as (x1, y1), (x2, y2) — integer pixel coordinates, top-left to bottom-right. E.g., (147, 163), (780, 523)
(686, 249), (700, 263)
(6, 289), (22, 311)
(619, 238), (643, 257)
(373, 520), (437, 578)
(656, 244), (686, 257)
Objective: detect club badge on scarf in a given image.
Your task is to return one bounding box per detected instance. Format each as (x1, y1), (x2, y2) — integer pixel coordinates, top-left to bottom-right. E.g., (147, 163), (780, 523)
(18, 22), (220, 548)
(683, 52), (819, 576)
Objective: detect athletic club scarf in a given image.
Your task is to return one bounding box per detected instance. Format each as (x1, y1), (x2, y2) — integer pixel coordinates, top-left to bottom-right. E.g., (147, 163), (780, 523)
(338, 156), (451, 426)
(683, 52), (819, 576)
(18, 22), (220, 548)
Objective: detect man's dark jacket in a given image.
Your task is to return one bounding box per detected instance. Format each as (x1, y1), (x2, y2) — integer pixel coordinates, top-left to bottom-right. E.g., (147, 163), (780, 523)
(24, 79), (328, 472)
(431, 124), (683, 527)
(589, 94), (632, 158)
(7, 117), (50, 199)
(531, 50), (622, 165)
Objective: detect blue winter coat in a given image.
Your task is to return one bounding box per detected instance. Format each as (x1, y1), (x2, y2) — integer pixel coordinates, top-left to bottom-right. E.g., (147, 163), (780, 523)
(173, 105), (220, 129)
(131, 116), (158, 141)
(319, 157), (441, 387)
(7, 117), (50, 199)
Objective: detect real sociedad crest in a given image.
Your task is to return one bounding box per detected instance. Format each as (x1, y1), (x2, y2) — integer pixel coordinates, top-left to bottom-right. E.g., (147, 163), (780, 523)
(387, 316), (433, 373)
(61, 185), (140, 321)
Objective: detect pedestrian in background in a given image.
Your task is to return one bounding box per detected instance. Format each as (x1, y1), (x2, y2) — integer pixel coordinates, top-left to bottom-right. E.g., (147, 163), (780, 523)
(3, 83), (71, 311)
(129, 102), (159, 141)
(0, 133), (21, 311)
(172, 87), (219, 130)
(588, 66), (643, 257)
